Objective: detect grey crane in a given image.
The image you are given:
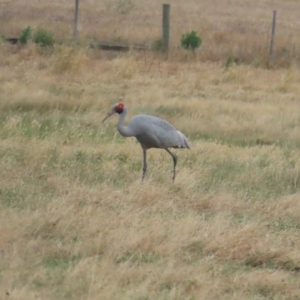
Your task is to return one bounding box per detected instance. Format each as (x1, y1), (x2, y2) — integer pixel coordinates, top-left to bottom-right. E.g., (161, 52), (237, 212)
(102, 102), (190, 181)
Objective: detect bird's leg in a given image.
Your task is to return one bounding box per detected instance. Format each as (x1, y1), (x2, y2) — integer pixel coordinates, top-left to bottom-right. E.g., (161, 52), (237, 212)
(165, 149), (177, 181)
(142, 149), (147, 181)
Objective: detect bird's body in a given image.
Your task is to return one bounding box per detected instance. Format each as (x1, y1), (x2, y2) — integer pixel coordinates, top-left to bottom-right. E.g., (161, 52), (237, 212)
(102, 102), (190, 181)
(120, 114), (190, 150)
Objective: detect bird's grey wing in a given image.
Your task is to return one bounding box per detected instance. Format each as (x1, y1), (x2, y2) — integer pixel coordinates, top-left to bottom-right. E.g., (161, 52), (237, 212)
(147, 116), (190, 149)
(126, 115), (161, 148)
(127, 115), (190, 149)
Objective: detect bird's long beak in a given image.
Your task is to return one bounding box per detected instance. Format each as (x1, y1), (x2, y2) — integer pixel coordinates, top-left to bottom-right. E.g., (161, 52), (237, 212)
(102, 109), (115, 123)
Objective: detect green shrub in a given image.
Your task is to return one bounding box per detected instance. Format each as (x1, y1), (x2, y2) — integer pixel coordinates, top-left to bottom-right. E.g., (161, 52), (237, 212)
(181, 30), (202, 53)
(33, 28), (55, 47)
(19, 26), (32, 44)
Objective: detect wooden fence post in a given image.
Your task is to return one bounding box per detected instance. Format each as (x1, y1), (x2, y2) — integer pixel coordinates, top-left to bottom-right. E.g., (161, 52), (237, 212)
(162, 4), (170, 52)
(73, 0), (79, 40)
(269, 10), (276, 57)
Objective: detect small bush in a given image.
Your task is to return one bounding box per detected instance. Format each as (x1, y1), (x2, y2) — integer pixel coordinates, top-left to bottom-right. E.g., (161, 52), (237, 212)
(33, 28), (55, 47)
(19, 26), (32, 44)
(181, 30), (202, 54)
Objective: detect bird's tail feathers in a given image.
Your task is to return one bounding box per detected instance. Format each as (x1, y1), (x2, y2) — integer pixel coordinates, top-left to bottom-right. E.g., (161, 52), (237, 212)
(177, 131), (190, 149)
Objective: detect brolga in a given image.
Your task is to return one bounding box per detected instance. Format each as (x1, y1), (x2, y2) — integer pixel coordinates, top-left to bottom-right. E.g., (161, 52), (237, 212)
(102, 102), (190, 181)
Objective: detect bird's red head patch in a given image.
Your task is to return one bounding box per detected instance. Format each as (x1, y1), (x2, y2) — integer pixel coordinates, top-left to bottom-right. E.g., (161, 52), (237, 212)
(115, 102), (125, 114)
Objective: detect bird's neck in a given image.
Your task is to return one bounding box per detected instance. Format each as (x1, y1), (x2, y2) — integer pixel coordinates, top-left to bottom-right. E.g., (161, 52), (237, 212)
(117, 106), (133, 137)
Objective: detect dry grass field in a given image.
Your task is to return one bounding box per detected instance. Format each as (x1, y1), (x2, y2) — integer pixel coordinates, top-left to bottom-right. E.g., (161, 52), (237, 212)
(1, 0), (300, 299)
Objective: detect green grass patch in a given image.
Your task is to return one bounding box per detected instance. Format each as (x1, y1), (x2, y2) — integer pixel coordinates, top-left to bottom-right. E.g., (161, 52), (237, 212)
(42, 254), (80, 270)
(116, 250), (160, 265)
